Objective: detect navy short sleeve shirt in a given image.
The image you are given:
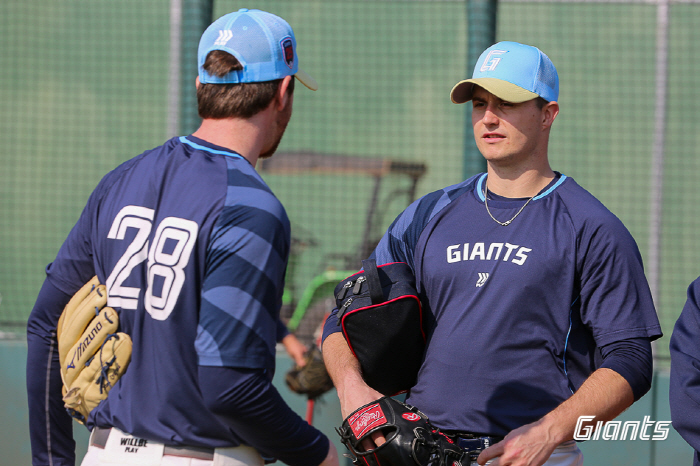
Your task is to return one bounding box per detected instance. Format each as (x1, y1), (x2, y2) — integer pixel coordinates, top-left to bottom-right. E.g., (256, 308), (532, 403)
(369, 173), (661, 435)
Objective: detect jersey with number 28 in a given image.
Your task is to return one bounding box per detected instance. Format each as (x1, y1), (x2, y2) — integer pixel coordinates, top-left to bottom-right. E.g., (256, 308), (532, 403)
(45, 135), (290, 448)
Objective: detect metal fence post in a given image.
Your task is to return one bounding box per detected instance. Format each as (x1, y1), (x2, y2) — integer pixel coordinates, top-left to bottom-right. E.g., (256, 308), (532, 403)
(179, 0), (214, 136)
(464, 0), (497, 180)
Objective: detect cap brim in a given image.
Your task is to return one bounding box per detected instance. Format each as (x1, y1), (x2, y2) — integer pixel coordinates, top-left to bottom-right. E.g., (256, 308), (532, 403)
(450, 78), (539, 104)
(295, 68), (318, 91)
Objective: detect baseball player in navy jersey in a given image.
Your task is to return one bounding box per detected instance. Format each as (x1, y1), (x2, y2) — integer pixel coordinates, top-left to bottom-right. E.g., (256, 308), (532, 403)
(26, 8), (339, 466)
(670, 276), (700, 465)
(322, 41), (662, 466)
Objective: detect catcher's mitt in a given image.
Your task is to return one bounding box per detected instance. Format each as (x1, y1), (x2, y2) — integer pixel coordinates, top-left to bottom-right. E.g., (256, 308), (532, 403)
(337, 396), (468, 466)
(57, 276), (132, 424)
(285, 345), (334, 399)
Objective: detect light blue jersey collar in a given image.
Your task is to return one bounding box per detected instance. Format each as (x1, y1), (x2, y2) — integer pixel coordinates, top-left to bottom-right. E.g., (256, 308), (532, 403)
(476, 173), (567, 202)
(180, 136), (244, 159)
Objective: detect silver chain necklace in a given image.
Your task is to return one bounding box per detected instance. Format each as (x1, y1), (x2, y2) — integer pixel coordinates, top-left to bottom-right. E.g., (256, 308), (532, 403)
(483, 185), (536, 226)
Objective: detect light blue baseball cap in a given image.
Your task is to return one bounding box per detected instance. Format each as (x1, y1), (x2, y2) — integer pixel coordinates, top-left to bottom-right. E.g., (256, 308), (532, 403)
(451, 41), (558, 104)
(198, 8), (317, 90)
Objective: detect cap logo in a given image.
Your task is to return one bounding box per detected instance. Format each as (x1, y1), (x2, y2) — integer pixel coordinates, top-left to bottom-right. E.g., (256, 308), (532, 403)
(281, 37), (294, 69)
(214, 30), (233, 47)
(480, 49), (506, 72)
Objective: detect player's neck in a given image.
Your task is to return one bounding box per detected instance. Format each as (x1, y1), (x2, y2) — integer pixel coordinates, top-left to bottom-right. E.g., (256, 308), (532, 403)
(192, 114), (270, 167)
(485, 164), (556, 199)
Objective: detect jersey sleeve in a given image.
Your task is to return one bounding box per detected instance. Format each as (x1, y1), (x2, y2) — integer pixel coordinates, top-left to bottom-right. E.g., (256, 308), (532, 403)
(45, 169), (120, 294)
(576, 214), (662, 346)
(323, 178), (477, 342)
(276, 319), (290, 342)
(198, 366), (329, 466)
(26, 175), (114, 465)
(373, 179), (477, 269)
(196, 171), (290, 371)
(26, 279), (77, 466)
(598, 337), (653, 401)
(670, 277), (700, 460)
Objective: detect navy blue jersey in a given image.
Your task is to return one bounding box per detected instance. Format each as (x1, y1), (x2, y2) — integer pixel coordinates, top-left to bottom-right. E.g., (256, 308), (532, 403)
(28, 136), (317, 452)
(327, 173), (661, 436)
(670, 276), (700, 466)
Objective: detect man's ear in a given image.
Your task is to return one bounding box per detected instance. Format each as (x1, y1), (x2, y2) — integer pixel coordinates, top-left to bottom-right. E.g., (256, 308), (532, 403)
(195, 76), (201, 90)
(542, 101), (559, 129)
(275, 76), (294, 111)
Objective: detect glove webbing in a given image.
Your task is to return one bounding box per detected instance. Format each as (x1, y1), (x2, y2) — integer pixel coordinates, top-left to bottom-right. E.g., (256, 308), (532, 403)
(95, 333), (121, 394)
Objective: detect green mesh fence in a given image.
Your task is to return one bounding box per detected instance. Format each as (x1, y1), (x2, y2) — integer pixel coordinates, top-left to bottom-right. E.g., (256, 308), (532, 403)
(2, 0), (699, 368)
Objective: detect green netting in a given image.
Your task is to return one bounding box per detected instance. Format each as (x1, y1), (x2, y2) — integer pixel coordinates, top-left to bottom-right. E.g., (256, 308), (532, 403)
(2, 0), (698, 368)
(0, 0), (172, 329)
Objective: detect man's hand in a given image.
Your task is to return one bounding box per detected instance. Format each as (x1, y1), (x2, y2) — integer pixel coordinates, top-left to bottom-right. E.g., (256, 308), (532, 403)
(478, 368), (634, 466)
(281, 333), (308, 367)
(322, 332), (386, 450)
(477, 418), (559, 466)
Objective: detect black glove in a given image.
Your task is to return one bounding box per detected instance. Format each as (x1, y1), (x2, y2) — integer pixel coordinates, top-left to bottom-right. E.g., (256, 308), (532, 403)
(336, 396), (469, 466)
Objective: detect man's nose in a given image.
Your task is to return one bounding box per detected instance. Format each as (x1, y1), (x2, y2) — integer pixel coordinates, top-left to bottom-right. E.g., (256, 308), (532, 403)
(482, 106), (499, 125)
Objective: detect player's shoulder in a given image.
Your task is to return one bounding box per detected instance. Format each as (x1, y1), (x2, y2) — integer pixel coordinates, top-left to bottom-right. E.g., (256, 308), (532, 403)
(555, 176), (617, 215)
(554, 175), (633, 237)
(398, 174), (480, 227)
(100, 137), (182, 178)
(374, 175), (480, 267)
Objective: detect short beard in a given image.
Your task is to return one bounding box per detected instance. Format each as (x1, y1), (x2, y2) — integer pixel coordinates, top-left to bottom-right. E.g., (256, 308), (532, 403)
(259, 137), (282, 160)
(259, 102), (292, 160)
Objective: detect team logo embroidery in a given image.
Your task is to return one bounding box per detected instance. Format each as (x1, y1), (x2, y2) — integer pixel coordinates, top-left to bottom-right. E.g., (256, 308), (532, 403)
(67, 321), (104, 369)
(281, 37), (294, 69)
(402, 412), (421, 422)
(214, 30), (233, 46)
(480, 49), (506, 72)
(476, 273), (489, 287)
(348, 403), (387, 438)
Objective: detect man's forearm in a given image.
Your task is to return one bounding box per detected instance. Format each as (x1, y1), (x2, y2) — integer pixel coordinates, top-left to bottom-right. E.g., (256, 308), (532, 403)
(322, 333), (382, 418)
(541, 367), (635, 444)
(478, 367), (636, 465)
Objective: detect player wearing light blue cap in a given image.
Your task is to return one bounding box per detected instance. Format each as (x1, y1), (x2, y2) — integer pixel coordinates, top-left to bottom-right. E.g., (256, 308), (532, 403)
(323, 41), (661, 466)
(27, 8), (337, 466)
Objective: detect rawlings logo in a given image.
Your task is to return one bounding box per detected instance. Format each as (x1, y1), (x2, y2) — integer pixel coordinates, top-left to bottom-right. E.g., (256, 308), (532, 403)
(402, 412), (421, 422)
(349, 404), (387, 438)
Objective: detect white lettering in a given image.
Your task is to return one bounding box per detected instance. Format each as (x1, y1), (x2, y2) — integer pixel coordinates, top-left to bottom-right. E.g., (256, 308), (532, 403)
(639, 416), (653, 440)
(620, 421), (640, 440)
(575, 416), (670, 441)
(653, 421), (671, 440)
(573, 415), (596, 441)
(512, 247), (532, 265)
(447, 245), (461, 263)
(486, 243), (503, 260)
(470, 243), (485, 261)
(445, 242), (533, 264)
(502, 243), (519, 261)
(592, 421), (604, 440)
(602, 421), (621, 440)
(480, 50), (506, 72)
